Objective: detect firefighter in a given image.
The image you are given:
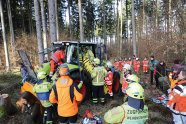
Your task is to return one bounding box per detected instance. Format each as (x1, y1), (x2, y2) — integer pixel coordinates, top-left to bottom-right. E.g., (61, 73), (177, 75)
(104, 83), (148, 124)
(114, 59), (119, 71)
(121, 64), (132, 95)
(133, 56), (137, 72)
(143, 57), (149, 73)
(49, 46), (65, 80)
(136, 58), (140, 73)
(105, 61), (114, 98)
(91, 58), (108, 105)
(81, 45), (95, 62)
(32, 71), (53, 124)
(127, 58), (132, 66)
(167, 70), (186, 124)
(49, 64), (83, 124)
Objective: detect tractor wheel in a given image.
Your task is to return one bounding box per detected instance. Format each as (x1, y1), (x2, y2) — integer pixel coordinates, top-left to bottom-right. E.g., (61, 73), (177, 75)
(112, 72), (120, 93)
(69, 70), (91, 104)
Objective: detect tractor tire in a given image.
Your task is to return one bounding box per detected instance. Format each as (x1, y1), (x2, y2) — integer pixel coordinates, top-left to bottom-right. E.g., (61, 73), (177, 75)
(69, 70), (92, 103)
(112, 71), (120, 93)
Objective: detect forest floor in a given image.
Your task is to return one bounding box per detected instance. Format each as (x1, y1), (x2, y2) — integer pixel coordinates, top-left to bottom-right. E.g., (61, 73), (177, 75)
(0, 70), (173, 124)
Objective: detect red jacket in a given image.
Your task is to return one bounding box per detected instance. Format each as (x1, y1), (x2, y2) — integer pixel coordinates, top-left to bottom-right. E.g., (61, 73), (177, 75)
(136, 61), (140, 67)
(105, 71), (113, 85)
(143, 60), (149, 67)
(50, 50), (65, 64)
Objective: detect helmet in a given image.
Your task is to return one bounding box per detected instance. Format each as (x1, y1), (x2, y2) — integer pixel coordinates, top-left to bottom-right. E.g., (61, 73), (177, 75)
(126, 74), (139, 83)
(37, 71), (47, 79)
(59, 64), (69, 76)
(126, 83), (144, 99)
(136, 58), (139, 60)
(123, 64), (131, 70)
(106, 61), (113, 68)
(93, 58), (100, 65)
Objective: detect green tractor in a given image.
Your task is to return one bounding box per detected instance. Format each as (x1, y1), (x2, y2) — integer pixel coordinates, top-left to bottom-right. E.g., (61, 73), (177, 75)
(19, 41), (120, 102)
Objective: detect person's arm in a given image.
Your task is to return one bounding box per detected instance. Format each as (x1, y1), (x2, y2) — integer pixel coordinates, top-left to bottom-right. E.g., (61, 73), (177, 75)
(49, 89), (57, 103)
(91, 68), (97, 79)
(88, 50), (95, 61)
(74, 86), (83, 102)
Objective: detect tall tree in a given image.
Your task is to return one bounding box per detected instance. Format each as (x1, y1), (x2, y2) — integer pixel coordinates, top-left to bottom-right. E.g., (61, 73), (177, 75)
(0, 0), (10, 71)
(68, 0), (72, 37)
(102, 0), (106, 46)
(131, 0), (136, 56)
(55, 0), (59, 40)
(116, 0), (119, 49)
(40, 0), (48, 60)
(34, 0), (44, 64)
(78, 0), (84, 41)
(48, 0), (57, 45)
(120, 0), (123, 56)
(7, 0), (16, 66)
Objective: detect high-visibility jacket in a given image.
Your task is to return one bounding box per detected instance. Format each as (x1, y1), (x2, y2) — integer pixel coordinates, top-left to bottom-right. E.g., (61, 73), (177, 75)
(50, 50), (65, 64)
(143, 60), (149, 67)
(127, 61), (132, 66)
(105, 71), (113, 85)
(133, 59), (136, 66)
(136, 61), (140, 68)
(49, 76), (83, 117)
(32, 80), (53, 108)
(115, 62), (119, 70)
(91, 66), (108, 86)
(122, 73), (131, 93)
(169, 72), (174, 82)
(104, 102), (148, 124)
(83, 50), (95, 62)
(167, 82), (186, 116)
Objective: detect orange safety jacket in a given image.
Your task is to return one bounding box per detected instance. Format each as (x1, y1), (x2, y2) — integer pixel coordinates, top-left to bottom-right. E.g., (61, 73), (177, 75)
(167, 82), (186, 116)
(105, 71), (113, 85)
(122, 73), (131, 94)
(143, 60), (149, 67)
(49, 76), (83, 117)
(127, 61), (132, 66)
(169, 72), (174, 83)
(114, 62), (119, 70)
(136, 61), (140, 68)
(133, 59), (136, 66)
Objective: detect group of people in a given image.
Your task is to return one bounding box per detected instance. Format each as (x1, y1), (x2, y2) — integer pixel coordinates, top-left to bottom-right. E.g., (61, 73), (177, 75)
(18, 45), (186, 124)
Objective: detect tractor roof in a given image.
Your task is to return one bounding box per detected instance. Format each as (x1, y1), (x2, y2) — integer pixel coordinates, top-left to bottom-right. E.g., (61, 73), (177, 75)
(53, 41), (97, 46)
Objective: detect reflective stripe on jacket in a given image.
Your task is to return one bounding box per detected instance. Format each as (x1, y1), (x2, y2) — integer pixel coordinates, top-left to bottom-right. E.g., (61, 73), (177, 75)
(122, 73), (131, 93)
(105, 71), (113, 85)
(143, 60), (149, 67)
(91, 66), (108, 86)
(50, 50), (65, 63)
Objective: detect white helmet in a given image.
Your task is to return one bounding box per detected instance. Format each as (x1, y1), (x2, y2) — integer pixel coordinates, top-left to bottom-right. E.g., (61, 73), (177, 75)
(136, 58), (139, 60)
(123, 64), (131, 70)
(106, 61), (113, 68)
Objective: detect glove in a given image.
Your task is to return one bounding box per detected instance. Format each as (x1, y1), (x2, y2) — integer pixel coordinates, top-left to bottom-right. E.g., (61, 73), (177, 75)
(78, 81), (83, 89)
(48, 76), (52, 82)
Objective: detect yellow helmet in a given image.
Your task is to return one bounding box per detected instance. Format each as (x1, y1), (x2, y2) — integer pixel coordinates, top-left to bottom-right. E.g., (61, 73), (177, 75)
(126, 83), (144, 99)
(93, 58), (100, 65)
(126, 74), (139, 83)
(37, 71), (47, 79)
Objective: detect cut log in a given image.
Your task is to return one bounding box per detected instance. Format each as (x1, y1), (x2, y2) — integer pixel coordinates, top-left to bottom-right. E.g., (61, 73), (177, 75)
(0, 94), (16, 118)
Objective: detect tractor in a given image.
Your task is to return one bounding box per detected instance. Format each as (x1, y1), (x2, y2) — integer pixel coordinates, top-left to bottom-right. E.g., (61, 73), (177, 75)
(19, 41), (120, 102)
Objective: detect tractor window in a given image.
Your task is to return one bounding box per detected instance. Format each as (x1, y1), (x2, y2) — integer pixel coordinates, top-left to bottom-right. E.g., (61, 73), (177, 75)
(66, 45), (79, 64)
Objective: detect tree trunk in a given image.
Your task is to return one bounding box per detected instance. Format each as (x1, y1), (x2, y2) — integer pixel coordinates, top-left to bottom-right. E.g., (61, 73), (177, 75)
(40, 0), (49, 60)
(68, 0), (72, 37)
(78, 0), (84, 41)
(120, 0), (123, 56)
(55, 0), (59, 41)
(34, 0), (44, 64)
(7, 0), (16, 67)
(48, 0), (57, 46)
(0, 94), (14, 118)
(132, 0), (137, 56)
(0, 0), (10, 71)
(102, 0), (106, 46)
(142, 0), (145, 35)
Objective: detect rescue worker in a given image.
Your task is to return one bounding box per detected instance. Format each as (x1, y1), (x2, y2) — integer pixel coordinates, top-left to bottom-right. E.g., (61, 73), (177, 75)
(91, 58), (108, 105)
(127, 58), (132, 66)
(32, 71), (53, 124)
(121, 64), (132, 95)
(133, 56), (137, 72)
(114, 59), (120, 71)
(81, 45), (95, 62)
(167, 70), (186, 124)
(49, 64), (83, 124)
(143, 57), (149, 73)
(105, 61), (114, 98)
(49, 46), (65, 80)
(149, 56), (156, 85)
(104, 83), (148, 124)
(136, 58), (140, 73)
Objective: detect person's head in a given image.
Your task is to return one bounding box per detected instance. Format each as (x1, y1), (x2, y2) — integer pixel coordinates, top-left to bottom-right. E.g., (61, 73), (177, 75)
(106, 61), (113, 71)
(159, 60), (164, 65)
(21, 91), (38, 106)
(59, 64), (69, 76)
(129, 58), (131, 60)
(123, 64), (131, 72)
(126, 74), (140, 84)
(82, 46), (87, 53)
(136, 58), (139, 61)
(178, 70), (186, 80)
(93, 58), (100, 66)
(150, 56), (154, 61)
(144, 57), (147, 60)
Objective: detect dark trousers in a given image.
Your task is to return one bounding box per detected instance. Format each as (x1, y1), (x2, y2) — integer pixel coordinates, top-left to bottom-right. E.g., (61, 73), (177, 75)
(43, 106), (53, 124)
(58, 114), (77, 123)
(92, 86), (104, 103)
(150, 70), (154, 84)
(155, 75), (159, 88)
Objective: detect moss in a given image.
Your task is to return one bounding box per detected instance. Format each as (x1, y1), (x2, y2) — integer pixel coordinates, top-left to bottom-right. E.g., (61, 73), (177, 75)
(0, 105), (7, 118)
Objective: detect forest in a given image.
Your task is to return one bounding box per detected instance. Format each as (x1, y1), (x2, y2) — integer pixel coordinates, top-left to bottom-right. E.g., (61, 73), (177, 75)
(0, 0), (185, 70)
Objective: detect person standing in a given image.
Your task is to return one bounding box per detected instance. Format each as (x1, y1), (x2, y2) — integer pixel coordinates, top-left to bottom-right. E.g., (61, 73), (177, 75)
(49, 64), (83, 124)
(149, 56), (156, 84)
(136, 58), (140, 73)
(91, 58), (108, 105)
(143, 57), (149, 73)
